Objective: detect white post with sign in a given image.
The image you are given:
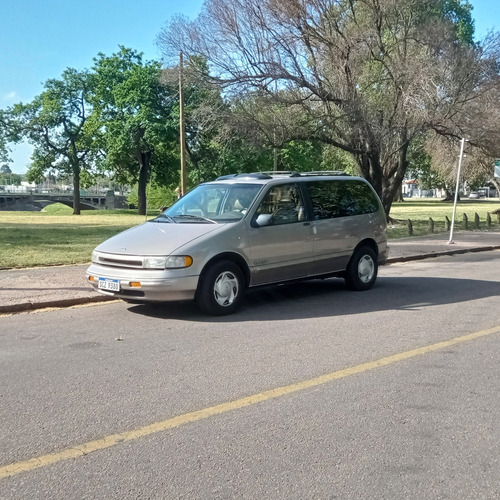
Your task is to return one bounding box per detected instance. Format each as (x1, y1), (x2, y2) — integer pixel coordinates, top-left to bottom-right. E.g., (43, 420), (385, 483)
(448, 138), (466, 244)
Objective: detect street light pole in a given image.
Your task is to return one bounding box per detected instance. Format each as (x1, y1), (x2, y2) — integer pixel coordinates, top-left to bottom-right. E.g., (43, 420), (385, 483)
(448, 138), (466, 244)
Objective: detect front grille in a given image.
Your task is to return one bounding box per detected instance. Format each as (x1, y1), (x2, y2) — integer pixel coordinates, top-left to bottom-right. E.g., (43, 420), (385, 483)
(97, 254), (143, 269)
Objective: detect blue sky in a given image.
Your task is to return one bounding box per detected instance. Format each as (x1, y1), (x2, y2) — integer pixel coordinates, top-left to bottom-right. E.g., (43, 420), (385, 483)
(1, 0), (498, 174)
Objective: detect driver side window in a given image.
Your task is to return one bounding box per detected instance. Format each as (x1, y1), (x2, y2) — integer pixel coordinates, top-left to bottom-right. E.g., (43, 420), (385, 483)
(255, 184), (305, 225)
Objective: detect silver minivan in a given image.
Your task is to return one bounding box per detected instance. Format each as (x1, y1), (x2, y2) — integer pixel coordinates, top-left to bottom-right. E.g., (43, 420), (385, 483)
(86, 172), (388, 315)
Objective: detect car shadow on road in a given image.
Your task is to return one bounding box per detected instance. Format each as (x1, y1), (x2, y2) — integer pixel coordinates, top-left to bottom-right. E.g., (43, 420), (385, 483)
(127, 275), (500, 323)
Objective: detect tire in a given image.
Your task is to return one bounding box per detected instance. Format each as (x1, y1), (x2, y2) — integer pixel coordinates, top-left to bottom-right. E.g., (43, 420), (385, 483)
(344, 246), (378, 291)
(196, 260), (244, 315)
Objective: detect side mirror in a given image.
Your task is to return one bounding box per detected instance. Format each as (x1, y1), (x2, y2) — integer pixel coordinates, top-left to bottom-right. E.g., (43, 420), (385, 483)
(254, 214), (272, 227)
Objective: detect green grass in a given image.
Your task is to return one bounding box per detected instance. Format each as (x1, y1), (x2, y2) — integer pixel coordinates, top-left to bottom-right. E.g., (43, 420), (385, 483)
(0, 204), (151, 268)
(388, 198), (500, 238)
(1, 200), (499, 269)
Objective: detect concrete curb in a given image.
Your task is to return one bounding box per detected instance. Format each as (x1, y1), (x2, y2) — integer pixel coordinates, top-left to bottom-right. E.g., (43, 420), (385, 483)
(0, 295), (117, 314)
(386, 245), (500, 264)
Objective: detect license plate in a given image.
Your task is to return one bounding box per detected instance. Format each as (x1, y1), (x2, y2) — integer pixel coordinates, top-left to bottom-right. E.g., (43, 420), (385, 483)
(98, 278), (120, 292)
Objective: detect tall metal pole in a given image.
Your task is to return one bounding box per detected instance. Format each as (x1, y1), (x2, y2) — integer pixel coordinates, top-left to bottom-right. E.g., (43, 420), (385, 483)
(179, 51), (187, 196)
(273, 80), (278, 171)
(448, 138), (466, 244)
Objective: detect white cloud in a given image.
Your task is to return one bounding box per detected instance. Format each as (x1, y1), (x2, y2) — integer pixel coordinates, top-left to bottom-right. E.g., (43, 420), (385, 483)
(2, 91), (17, 101)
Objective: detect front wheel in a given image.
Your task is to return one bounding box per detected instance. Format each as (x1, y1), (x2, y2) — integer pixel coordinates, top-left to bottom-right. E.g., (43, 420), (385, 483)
(196, 260), (244, 315)
(344, 246), (378, 291)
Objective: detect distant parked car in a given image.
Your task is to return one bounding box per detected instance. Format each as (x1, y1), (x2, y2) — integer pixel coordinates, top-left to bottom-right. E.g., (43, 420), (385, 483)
(469, 191), (479, 199)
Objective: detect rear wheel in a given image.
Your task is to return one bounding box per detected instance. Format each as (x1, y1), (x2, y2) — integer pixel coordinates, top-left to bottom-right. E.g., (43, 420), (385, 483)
(196, 260), (244, 315)
(344, 246), (378, 291)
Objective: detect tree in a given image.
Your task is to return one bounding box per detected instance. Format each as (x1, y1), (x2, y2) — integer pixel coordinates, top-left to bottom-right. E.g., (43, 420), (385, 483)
(0, 172), (22, 186)
(427, 132), (500, 197)
(158, 0), (500, 215)
(222, 91), (324, 172)
(161, 54), (353, 185)
(0, 115), (9, 164)
(404, 136), (445, 196)
(161, 56), (278, 184)
(7, 68), (95, 214)
(161, 55), (229, 184)
(0, 164), (12, 174)
(0, 110), (18, 164)
(90, 47), (178, 215)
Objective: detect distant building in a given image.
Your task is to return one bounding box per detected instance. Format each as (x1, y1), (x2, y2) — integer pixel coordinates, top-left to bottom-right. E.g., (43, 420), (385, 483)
(0, 181), (35, 193)
(402, 180), (418, 197)
(402, 180), (446, 198)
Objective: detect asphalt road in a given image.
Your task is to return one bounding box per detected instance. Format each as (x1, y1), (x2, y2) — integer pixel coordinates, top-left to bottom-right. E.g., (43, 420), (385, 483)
(1, 252), (499, 499)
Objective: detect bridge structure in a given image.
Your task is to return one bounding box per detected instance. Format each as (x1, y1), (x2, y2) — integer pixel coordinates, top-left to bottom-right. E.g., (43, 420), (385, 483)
(0, 190), (129, 211)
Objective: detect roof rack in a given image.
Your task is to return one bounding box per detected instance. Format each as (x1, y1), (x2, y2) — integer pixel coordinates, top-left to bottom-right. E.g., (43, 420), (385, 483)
(301, 171), (350, 176)
(256, 171), (302, 177)
(252, 170), (350, 177)
(215, 173), (272, 181)
(215, 170), (350, 181)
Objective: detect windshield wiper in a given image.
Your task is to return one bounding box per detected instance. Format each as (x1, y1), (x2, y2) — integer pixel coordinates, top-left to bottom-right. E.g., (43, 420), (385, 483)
(173, 214), (216, 224)
(150, 214), (177, 223)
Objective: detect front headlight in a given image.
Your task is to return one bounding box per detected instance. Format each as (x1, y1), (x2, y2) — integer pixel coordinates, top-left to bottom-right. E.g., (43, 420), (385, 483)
(92, 250), (100, 263)
(143, 256), (193, 269)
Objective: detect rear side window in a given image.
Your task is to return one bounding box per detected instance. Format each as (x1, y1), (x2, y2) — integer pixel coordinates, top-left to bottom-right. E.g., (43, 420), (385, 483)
(306, 180), (379, 219)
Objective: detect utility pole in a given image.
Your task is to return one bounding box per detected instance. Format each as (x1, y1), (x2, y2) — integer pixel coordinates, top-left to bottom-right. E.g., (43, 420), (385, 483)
(179, 51), (187, 196)
(273, 80), (278, 171)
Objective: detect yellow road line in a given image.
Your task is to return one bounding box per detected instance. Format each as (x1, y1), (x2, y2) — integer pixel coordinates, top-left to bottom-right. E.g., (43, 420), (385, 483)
(1, 325), (498, 480)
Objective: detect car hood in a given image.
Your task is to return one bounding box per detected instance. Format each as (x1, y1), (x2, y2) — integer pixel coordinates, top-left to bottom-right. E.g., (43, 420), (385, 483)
(95, 221), (225, 256)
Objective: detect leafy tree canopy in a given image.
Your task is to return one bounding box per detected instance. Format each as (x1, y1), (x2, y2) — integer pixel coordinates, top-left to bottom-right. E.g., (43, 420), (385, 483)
(159, 0), (500, 215)
(7, 68), (96, 213)
(89, 47), (179, 215)
(0, 172), (22, 185)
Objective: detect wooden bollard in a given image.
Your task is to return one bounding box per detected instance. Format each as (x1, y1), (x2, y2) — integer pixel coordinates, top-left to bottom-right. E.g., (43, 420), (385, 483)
(474, 212), (480, 228)
(487, 212), (492, 227)
(429, 217), (434, 233)
(463, 213), (468, 230)
(408, 219), (413, 236)
(445, 215), (451, 231)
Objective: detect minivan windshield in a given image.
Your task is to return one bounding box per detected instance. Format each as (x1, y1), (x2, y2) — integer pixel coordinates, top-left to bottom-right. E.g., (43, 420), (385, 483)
(157, 183), (262, 223)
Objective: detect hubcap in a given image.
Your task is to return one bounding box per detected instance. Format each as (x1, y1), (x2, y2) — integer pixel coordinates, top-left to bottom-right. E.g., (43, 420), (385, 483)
(213, 271), (239, 307)
(358, 255), (375, 283)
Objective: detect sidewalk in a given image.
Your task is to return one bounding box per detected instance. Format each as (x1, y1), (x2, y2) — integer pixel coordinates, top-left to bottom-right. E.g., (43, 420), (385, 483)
(1, 230), (499, 314)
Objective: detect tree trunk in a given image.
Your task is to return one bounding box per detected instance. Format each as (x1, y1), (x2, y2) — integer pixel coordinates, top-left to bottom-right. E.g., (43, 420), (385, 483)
(72, 166), (81, 215)
(381, 168), (407, 216)
(357, 152), (406, 217)
(137, 152), (151, 216)
(442, 189), (460, 202)
(395, 183), (404, 202)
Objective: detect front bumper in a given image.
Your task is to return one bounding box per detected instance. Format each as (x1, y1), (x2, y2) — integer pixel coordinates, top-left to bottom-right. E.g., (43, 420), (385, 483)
(86, 264), (199, 302)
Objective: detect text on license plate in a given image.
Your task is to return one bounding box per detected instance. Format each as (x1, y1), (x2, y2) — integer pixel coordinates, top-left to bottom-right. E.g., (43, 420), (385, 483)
(98, 278), (120, 292)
